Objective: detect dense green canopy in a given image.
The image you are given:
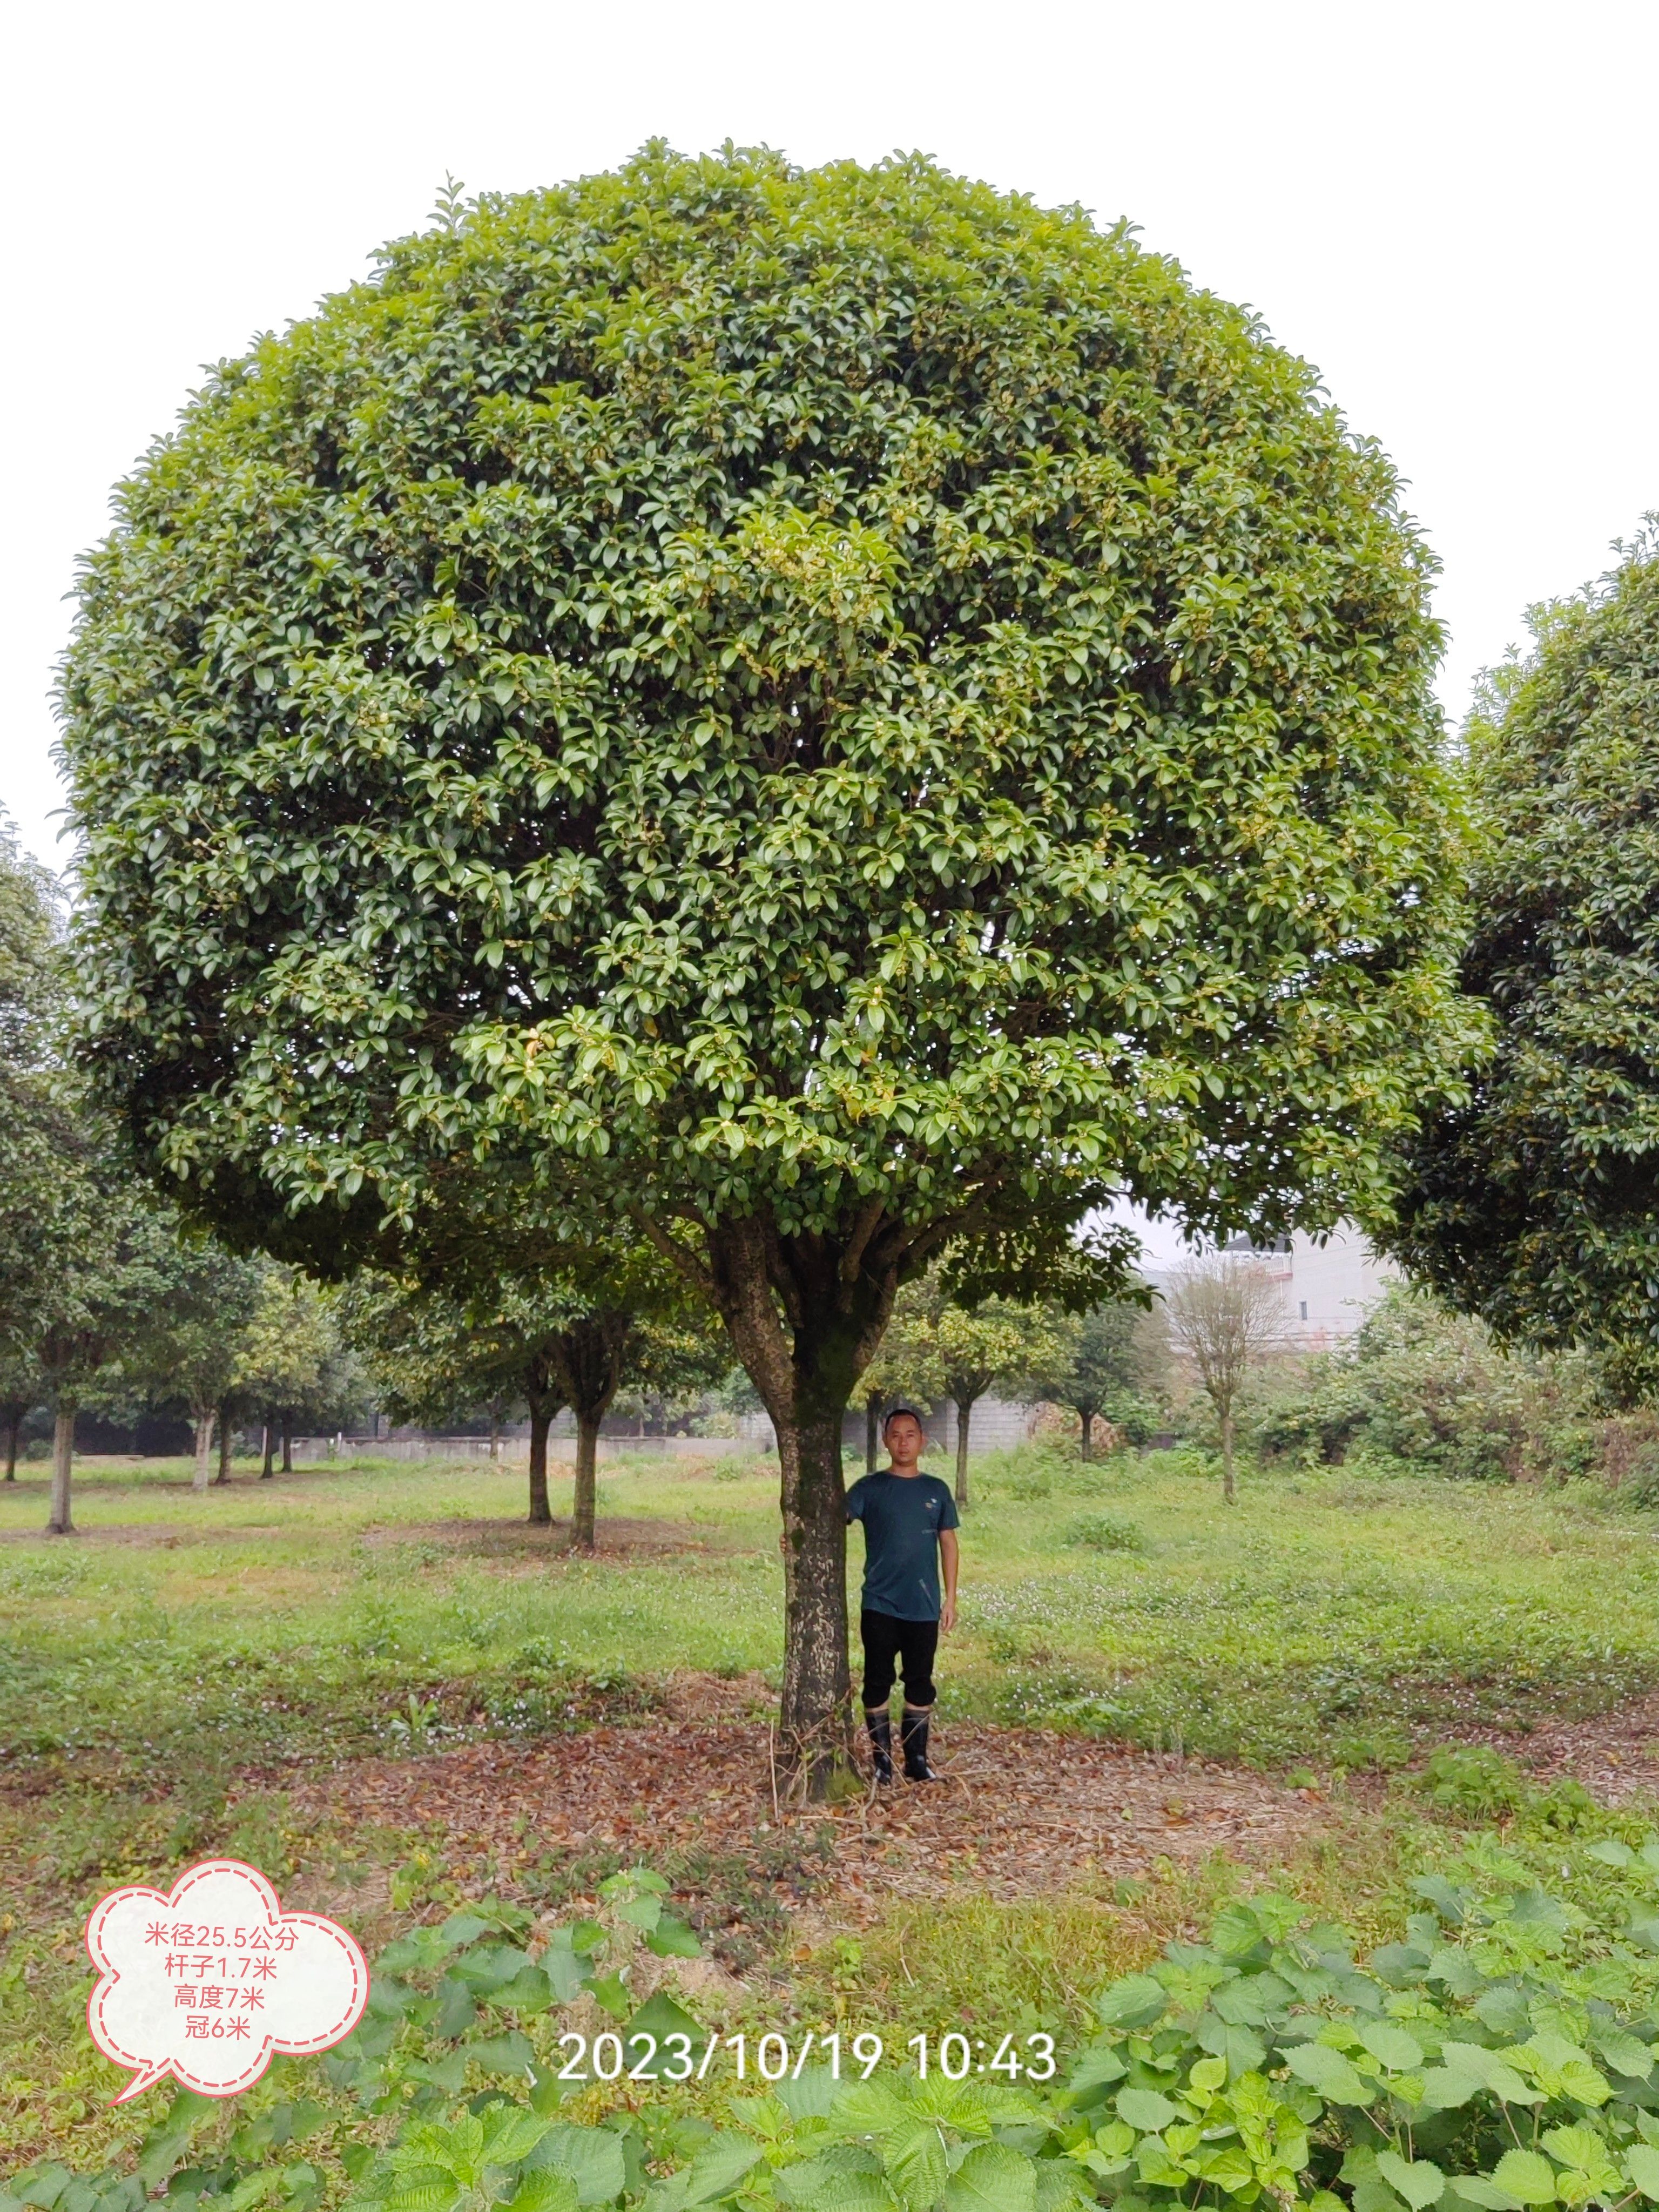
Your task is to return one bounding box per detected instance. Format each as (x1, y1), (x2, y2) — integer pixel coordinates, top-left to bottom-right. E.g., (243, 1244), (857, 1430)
(65, 146), (1472, 1266)
(1391, 535), (1659, 1372)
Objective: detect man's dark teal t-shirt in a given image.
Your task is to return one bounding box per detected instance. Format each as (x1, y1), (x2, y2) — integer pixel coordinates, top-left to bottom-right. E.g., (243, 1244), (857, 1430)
(845, 1470), (960, 1622)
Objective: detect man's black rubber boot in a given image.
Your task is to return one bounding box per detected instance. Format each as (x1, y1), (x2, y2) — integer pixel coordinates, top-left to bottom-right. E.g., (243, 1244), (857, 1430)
(865, 1710), (894, 1784)
(901, 1707), (940, 1782)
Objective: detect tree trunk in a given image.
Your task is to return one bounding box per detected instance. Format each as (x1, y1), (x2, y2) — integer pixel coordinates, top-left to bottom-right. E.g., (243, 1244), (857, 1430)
(47, 1406), (74, 1534)
(3, 1403), (21, 1480)
(639, 1209), (905, 1803)
(777, 1410), (854, 1793)
(192, 1408), (214, 1493)
(571, 1409), (600, 1550)
(214, 1397), (234, 1483)
(260, 1419), (275, 1479)
(865, 1392), (880, 1473)
(528, 1401), (552, 1525)
(489, 1408), (501, 1462)
(954, 1397), (973, 1509)
(1080, 1407), (1093, 1462)
(281, 1413), (293, 1474)
(1221, 1408), (1236, 1505)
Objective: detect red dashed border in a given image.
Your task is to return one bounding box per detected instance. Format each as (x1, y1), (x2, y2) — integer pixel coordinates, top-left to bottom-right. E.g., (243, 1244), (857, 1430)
(85, 1858), (369, 2102)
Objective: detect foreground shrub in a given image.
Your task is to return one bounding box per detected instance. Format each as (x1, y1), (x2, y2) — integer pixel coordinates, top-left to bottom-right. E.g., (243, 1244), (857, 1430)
(26, 1838), (1659, 2212)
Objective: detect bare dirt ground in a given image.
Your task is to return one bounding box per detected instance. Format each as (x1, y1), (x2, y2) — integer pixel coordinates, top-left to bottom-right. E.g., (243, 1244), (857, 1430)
(278, 1671), (1659, 1938)
(1483, 1689), (1659, 1803)
(287, 1689), (1336, 1923)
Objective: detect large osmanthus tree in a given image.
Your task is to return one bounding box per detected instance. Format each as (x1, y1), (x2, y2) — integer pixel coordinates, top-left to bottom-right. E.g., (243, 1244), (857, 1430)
(60, 148), (1479, 1781)
(1387, 535), (1659, 1380)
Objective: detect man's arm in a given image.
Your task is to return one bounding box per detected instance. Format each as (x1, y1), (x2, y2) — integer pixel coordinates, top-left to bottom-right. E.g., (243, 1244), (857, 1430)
(939, 1527), (959, 1634)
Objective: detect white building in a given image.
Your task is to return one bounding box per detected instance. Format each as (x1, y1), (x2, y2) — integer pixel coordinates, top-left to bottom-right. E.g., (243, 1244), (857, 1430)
(1184, 1225), (1398, 1350)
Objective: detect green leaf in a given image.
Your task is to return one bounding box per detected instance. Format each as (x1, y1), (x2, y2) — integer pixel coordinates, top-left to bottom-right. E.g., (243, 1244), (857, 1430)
(505, 2178), (581, 2212)
(1625, 2145), (1659, 2200)
(1491, 2152), (1557, 2206)
(1376, 2153), (1446, 2209)
(682, 2137), (763, 2206)
(942, 2143), (1036, 2212)
(534, 2127), (628, 2205)
(1114, 2089), (1179, 2130)
(882, 2121), (948, 2212)
(1359, 2021), (1426, 2072)
(460, 2033), (536, 2078)
(1093, 1975), (1167, 2029)
(1283, 2042), (1373, 2105)
(644, 1917), (703, 1959)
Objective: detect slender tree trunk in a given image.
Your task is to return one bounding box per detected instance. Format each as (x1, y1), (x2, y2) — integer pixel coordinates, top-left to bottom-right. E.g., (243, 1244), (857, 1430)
(489, 1407), (501, 1462)
(528, 1402), (552, 1525)
(281, 1412), (293, 1473)
(260, 1418), (275, 1479)
(214, 1397), (233, 1483)
(4, 1404), (21, 1480)
(1221, 1407), (1236, 1505)
(47, 1406), (75, 1534)
(193, 1408), (214, 1493)
(571, 1410), (600, 1550)
(1080, 1407), (1093, 1462)
(865, 1392), (879, 1473)
(954, 1398), (973, 1509)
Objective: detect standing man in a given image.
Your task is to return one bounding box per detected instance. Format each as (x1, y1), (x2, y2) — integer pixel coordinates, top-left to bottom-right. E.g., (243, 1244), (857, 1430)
(845, 1407), (960, 1783)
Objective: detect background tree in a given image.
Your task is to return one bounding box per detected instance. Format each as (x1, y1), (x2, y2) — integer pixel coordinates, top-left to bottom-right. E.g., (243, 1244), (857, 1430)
(0, 811), (71, 1483)
(1043, 1294), (1167, 1459)
(0, 1344), (42, 1480)
(1390, 534), (1659, 1380)
(235, 1267), (336, 1476)
(344, 1232), (700, 1546)
(869, 1274), (1064, 1504)
(62, 150), (1481, 1787)
(25, 1154), (181, 1533)
(124, 1243), (266, 1490)
(343, 1275), (551, 1510)
(1165, 1253), (1286, 1503)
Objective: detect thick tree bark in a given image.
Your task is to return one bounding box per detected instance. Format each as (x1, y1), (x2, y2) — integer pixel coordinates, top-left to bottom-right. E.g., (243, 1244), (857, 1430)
(3, 1402), (21, 1480)
(1080, 1407), (1094, 1461)
(646, 1210), (910, 1800)
(865, 1392), (879, 1473)
(549, 1317), (630, 1554)
(214, 1397), (234, 1483)
(192, 1407), (214, 1493)
(954, 1397), (974, 1508)
(528, 1401), (553, 1525)
(571, 1410), (601, 1550)
(1221, 1408), (1237, 1504)
(281, 1412), (293, 1473)
(47, 1406), (75, 1534)
(260, 1418), (275, 1479)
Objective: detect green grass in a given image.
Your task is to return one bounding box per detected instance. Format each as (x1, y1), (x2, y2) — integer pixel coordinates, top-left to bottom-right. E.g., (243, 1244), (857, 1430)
(6, 1442), (1659, 2171)
(4, 1444), (1658, 1814)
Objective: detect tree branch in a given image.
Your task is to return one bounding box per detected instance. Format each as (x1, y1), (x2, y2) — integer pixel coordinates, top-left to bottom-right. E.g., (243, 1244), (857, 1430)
(631, 1209), (716, 1304)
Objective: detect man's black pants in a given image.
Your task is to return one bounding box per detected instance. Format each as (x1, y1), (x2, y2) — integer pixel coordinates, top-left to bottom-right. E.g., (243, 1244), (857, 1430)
(861, 1608), (939, 1709)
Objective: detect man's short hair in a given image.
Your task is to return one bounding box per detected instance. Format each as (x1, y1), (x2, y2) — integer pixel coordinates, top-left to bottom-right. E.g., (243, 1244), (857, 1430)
(883, 1406), (925, 1430)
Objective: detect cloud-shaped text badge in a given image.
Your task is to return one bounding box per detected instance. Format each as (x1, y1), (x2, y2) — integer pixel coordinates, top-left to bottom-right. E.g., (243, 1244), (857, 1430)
(86, 1858), (369, 2103)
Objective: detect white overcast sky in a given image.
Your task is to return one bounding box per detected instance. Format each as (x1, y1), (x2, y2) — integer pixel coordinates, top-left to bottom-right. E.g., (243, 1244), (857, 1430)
(5, 0), (1657, 906)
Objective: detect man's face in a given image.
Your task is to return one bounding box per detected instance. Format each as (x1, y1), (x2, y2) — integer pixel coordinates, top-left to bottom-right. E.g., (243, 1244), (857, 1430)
(885, 1414), (924, 1461)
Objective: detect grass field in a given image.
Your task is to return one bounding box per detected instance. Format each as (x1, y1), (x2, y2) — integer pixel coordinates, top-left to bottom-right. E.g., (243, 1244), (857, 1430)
(5, 1441), (1659, 2174)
